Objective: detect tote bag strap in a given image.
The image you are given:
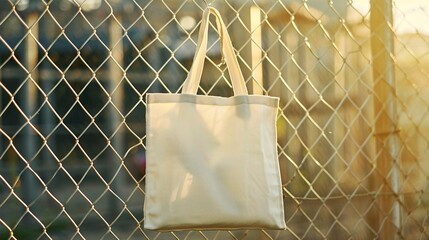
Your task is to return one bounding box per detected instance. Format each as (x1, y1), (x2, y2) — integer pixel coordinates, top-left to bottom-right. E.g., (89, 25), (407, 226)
(182, 7), (248, 96)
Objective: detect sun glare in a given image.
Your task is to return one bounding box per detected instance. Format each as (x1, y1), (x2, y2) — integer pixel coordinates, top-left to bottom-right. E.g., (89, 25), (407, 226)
(352, 0), (429, 35)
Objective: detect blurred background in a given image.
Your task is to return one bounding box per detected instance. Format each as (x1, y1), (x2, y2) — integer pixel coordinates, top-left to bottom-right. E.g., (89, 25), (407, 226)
(0, 0), (429, 239)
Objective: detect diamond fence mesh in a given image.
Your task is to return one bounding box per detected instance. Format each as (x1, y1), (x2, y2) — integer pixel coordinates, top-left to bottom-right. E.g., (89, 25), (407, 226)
(0, 0), (429, 239)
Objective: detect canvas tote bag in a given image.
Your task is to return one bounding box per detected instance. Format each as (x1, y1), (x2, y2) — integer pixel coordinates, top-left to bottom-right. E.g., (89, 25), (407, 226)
(144, 7), (286, 231)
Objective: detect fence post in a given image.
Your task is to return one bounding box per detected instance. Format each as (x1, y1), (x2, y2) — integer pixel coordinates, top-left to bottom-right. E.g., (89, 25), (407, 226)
(250, 5), (263, 95)
(369, 0), (402, 239)
(22, 10), (39, 212)
(108, 13), (126, 218)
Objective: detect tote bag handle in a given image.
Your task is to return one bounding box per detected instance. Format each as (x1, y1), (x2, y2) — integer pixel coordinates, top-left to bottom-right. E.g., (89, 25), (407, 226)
(182, 7), (248, 96)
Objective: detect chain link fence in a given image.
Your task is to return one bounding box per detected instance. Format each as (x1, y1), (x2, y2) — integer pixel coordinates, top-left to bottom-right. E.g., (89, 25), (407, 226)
(1, 0), (429, 239)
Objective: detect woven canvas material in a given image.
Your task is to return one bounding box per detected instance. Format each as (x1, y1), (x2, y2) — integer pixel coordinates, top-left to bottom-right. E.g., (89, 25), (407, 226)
(144, 7), (286, 231)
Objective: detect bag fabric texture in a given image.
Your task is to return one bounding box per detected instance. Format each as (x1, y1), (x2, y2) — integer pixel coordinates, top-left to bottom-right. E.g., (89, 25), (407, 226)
(144, 7), (286, 231)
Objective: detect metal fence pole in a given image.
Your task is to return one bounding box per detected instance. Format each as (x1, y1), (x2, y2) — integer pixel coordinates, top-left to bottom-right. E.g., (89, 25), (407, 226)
(108, 13), (126, 218)
(250, 5), (263, 96)
(22, 10), (39, 209)
(369, 0), (402, 238)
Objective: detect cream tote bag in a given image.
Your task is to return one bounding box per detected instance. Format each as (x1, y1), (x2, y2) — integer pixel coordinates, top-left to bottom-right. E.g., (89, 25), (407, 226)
(144, 7), (286, 231)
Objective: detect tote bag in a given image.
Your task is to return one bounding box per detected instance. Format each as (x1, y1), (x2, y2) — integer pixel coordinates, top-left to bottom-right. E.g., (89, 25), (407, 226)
(144, 7), (286, 231)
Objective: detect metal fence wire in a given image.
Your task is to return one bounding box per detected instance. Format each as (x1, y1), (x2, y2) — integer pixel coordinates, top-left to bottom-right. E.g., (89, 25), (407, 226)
(1, 0), (429, 239)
